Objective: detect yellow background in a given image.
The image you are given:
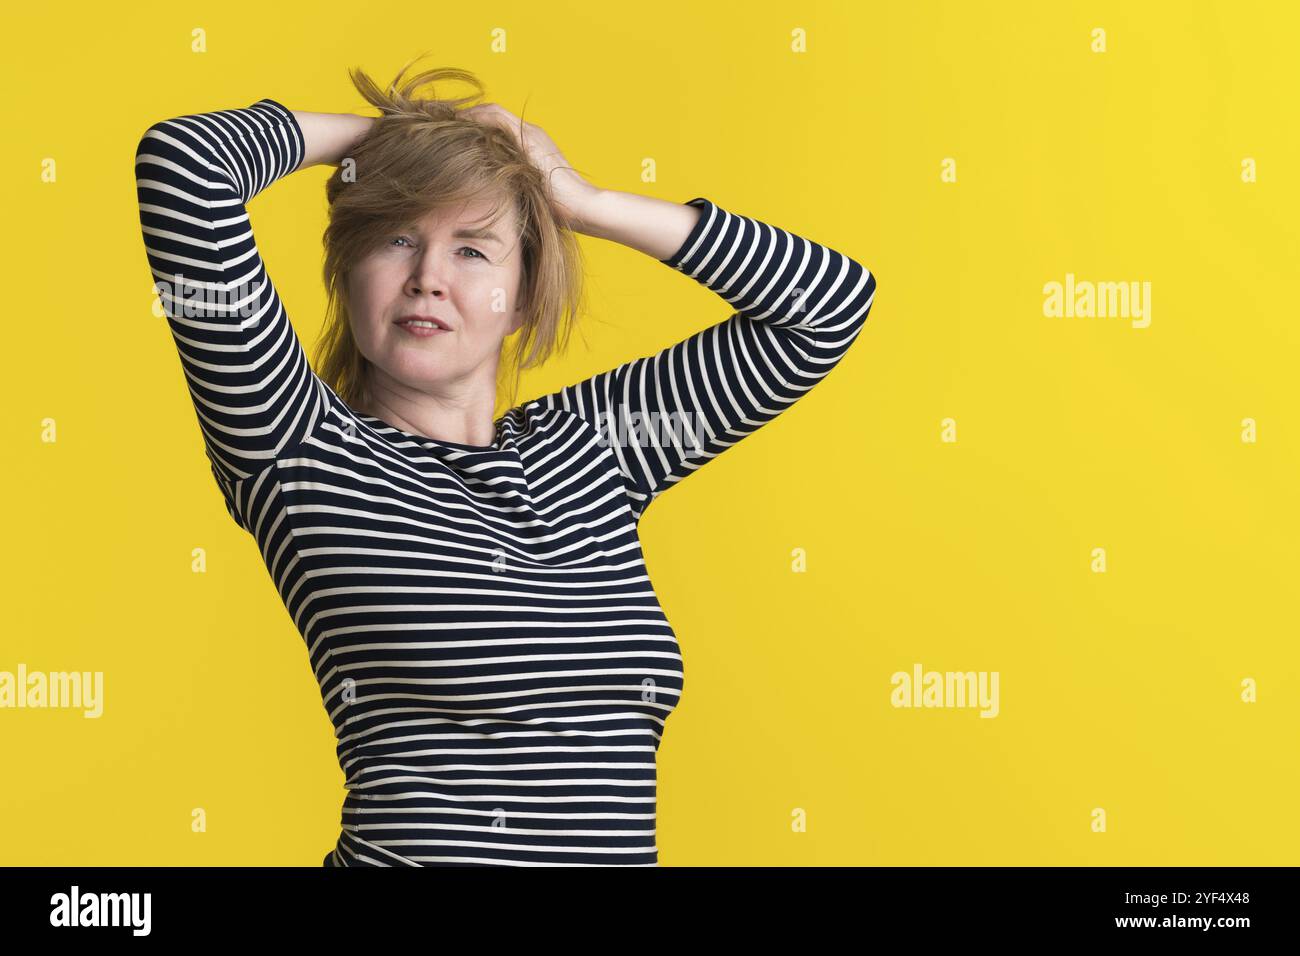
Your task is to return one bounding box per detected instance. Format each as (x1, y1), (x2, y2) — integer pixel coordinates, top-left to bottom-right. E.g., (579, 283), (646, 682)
(3, 0), (1297, 865)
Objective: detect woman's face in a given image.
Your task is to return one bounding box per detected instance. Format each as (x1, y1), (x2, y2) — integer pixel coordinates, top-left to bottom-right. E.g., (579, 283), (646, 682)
(347, 198), (525, 396)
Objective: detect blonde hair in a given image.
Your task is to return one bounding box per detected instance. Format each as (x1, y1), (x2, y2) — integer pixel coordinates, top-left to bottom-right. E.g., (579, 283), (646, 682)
(313, 54), (587, 417)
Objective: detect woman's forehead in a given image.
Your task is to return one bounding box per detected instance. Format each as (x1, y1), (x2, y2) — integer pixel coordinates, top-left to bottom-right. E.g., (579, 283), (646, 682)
(410, 197), (515, 233)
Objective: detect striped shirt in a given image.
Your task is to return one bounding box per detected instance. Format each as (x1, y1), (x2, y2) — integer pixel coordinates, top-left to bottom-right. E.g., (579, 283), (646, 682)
(134, 97), (877, 866)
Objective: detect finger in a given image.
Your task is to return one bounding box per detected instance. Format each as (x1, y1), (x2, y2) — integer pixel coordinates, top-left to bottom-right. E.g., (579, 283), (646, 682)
(463, 105), (506, 127)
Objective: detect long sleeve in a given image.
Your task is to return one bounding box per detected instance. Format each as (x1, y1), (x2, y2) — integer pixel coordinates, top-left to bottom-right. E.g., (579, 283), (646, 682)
(134, 98), (326, 528)
(530, 197), (878, 524)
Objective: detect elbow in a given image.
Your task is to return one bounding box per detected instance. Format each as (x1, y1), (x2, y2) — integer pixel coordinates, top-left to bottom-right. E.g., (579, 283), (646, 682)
(135, 115), (186, 162)
(137, 117), (169, 147)
(134, 121), (166, 170)
(135, 117), (190, 189)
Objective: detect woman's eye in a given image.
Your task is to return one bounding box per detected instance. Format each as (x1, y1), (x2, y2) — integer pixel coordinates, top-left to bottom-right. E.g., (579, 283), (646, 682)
(388, 237), (484, 260)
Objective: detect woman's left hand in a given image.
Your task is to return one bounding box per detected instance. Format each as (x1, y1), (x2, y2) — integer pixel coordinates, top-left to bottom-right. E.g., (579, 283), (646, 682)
(461, 103), (601, 232)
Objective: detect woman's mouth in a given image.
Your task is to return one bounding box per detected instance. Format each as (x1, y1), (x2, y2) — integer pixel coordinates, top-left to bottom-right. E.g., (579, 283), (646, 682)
(395, 317), (451, 337)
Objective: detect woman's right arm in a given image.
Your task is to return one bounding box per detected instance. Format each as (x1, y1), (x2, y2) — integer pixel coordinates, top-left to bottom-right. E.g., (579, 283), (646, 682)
(291, 109), (376, 169)
(134, 100), (372, 529)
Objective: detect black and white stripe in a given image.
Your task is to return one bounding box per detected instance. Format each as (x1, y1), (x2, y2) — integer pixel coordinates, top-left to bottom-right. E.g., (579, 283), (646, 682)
(135, 98), (877, 866)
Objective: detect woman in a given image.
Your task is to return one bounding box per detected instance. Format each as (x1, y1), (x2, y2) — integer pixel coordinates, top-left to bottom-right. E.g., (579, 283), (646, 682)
(134, 59), (878, 867)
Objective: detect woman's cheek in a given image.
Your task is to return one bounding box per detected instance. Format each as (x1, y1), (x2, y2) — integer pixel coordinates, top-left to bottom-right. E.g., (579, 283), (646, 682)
(366, 272), (397, 343)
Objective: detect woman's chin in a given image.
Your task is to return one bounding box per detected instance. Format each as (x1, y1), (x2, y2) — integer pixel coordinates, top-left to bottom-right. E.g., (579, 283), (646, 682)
(383, 353), (459, 387)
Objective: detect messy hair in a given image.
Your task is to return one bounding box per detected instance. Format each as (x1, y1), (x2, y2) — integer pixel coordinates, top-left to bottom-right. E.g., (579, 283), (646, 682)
(313, 54), (586, 416)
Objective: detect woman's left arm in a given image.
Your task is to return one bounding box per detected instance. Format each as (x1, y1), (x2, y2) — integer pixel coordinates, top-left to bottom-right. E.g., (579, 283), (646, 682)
(534, 190), (880, 523)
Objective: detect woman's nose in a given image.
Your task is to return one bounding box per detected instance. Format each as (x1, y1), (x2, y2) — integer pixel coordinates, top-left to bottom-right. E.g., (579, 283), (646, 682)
(406, 252), (448, 297)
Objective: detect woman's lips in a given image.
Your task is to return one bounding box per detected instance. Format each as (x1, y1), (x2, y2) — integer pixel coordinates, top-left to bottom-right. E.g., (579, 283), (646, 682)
(395, 318), (450, 338)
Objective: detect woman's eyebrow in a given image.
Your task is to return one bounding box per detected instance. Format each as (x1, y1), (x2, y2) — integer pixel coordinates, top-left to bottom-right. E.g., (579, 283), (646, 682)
(452, 227), (504, 245)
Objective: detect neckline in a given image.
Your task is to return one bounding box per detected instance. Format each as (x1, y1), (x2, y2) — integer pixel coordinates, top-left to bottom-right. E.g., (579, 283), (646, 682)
(355, 413), (505, 453)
